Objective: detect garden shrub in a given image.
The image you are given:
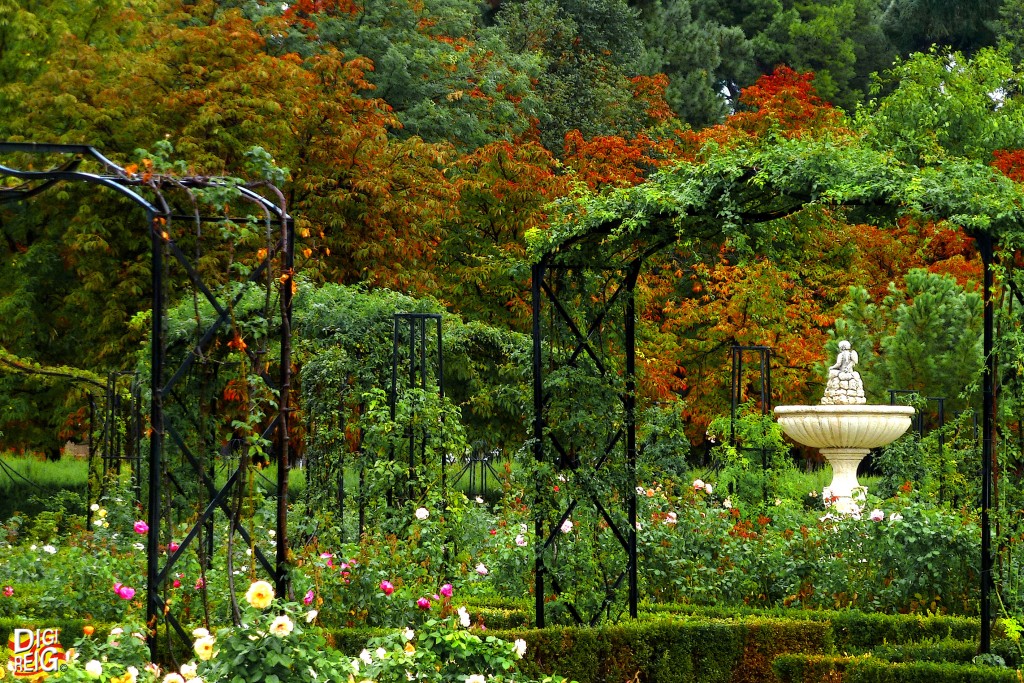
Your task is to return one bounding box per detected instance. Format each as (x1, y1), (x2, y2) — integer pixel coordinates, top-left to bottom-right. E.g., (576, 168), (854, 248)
(869, 639), (978, 664)
(827, 612), (977, 651)
(639, 604), (977, 651)
(773, 654), (1021, 682)
(493, 617), (831, 683)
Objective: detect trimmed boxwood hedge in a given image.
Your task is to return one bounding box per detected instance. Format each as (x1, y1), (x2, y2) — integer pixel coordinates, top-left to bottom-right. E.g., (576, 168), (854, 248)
(773, 654), (1021, 682)
(640, 603), (978, 652)
(5, 606), (1018, 682)
(488, 618), (832, 683)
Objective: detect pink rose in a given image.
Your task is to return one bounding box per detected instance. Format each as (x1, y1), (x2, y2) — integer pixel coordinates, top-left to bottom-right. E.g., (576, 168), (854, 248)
(168, 542), (180, 553)
(304, 590), (314, 605)
(380, 580), (395, 596)
(440, 583), (453, 598)
(416, 597), (431, 610)
(2, 586), (13, 597)
(134, 520), (149, 534)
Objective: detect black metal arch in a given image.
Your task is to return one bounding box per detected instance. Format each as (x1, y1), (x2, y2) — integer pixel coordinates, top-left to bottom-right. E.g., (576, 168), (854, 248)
(531, 187), (1003, 650)
(531, 232), (672, 627)
(0, 142), (294, 654)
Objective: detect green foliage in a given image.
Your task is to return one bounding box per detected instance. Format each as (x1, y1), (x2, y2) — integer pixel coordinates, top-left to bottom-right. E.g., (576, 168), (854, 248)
(0, 454), (89, 523)
(501, 618), (830, 683)
(637, 402), (691, 481)
(881, 0), (1000, 57)
(708, 408), (798, 511)
(292, 282), (530, 513)
(873, 410), (980, 504)
(774, 654), (1022, 682)
(860, 48), (1024, 164)
(634, 0), (737, 126)
(270, 0), (544, 152)
(495, 0), (654, 151)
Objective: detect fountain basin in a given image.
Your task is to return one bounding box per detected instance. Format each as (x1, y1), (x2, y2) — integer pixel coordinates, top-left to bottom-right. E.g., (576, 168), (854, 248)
(773, 404), (915, 449)
(774, 404), (915, 512)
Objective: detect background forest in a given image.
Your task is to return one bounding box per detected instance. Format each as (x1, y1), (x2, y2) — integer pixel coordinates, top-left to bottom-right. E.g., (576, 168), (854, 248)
(3, 0), (1024, 461)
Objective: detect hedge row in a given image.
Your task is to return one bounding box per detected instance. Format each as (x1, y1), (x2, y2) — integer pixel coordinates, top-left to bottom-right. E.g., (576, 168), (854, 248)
(640, 604), (979, 652)
(773, 654), (1020, 683)
(493, 618), (831, 683)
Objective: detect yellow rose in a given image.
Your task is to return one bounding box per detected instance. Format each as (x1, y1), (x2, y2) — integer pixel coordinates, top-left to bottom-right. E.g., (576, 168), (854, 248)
(193, 635), (216, 661)
(245, 580), (275, 609)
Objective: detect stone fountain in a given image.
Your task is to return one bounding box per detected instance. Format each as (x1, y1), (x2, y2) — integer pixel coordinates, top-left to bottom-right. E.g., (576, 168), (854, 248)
(774, 341), (915, 513)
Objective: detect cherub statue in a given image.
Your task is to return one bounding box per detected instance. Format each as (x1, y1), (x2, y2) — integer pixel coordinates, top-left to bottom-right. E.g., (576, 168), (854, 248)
(821, 340), (866, 405)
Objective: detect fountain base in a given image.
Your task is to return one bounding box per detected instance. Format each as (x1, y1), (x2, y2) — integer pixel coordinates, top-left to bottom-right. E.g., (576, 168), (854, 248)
(821, 447), (871, 513)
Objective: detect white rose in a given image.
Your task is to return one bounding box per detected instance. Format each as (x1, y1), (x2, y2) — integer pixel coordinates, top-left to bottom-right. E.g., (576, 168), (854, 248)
(85, 660), (103, 678)
(414, 507), (429, 520)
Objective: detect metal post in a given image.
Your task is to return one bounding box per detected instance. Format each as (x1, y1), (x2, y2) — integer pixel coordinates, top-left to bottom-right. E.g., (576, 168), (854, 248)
(437, 315), (445, 508)
(87, 394), (95, 529)
(388, 320), (399, 508)
(531, 262), (546, 628)
(624, 266), (638, 619)
(979, 234), (995, 654)
(276, 214), (294, 598)
(146, 212), (163, 650)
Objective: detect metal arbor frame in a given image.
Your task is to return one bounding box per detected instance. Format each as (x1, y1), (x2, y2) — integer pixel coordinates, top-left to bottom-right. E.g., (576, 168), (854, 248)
(0, 143), (294, 653)
(531, 230), (672, 626)
(389, 312), (446, 504)
(530, 199), (1004, 651)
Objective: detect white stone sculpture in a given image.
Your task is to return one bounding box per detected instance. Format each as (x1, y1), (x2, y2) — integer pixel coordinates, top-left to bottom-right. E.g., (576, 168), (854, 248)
(821, 340), (866, 405)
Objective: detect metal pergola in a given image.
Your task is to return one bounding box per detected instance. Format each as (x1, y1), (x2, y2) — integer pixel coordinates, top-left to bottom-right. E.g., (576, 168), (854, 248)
(530, 160), (1006, 649)
(0, 142), (294, 655)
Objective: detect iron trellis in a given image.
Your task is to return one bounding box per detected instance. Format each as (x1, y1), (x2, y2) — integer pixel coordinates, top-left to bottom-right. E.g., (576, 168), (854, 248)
(389, 312), (445, 505)
(532, 253), (653, 627)
(729, 345), (773, 504)
(0, 142), (294, 655)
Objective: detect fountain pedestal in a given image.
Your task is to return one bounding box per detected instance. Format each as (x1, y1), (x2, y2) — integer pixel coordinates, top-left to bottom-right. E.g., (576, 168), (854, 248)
(820, 448), (870, 512)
